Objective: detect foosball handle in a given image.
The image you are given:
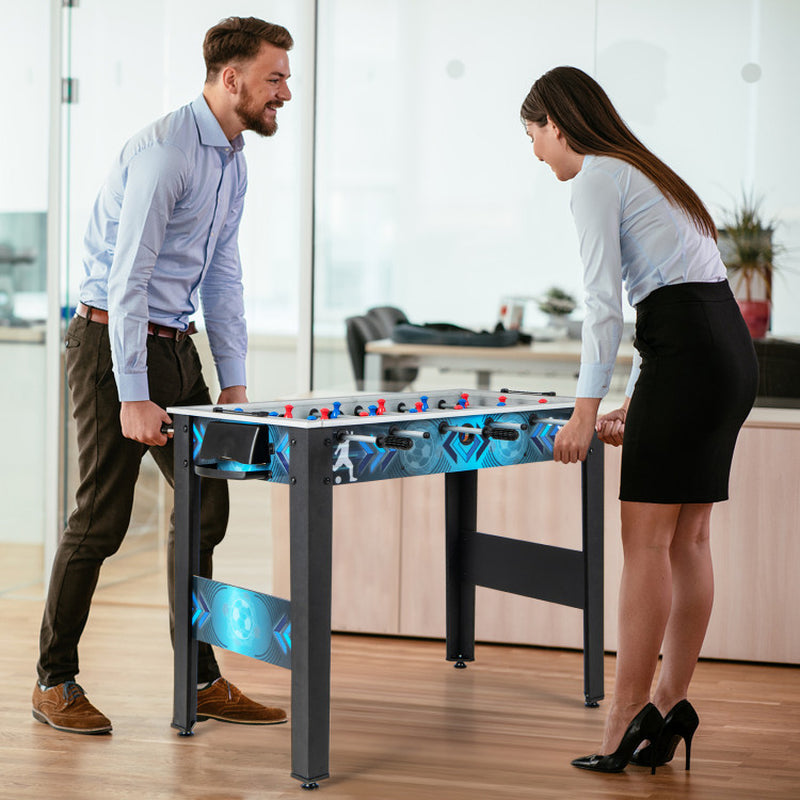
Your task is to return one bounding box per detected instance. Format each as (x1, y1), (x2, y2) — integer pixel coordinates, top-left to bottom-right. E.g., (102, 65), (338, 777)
(376, 435), (413, 451)
(483, 426), (519, 441)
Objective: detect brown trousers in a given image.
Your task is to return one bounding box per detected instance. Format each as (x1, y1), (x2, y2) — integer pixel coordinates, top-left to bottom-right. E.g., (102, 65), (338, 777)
(37, 314), (228, 685)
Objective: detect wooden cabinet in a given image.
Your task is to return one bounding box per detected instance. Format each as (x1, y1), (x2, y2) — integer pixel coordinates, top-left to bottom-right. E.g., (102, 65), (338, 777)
(272, 413), (800, 664)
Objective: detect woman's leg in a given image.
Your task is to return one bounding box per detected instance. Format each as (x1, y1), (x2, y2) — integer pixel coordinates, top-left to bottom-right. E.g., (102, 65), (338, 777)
(651, 502), (714, 713)
(599, 500), (680, 754)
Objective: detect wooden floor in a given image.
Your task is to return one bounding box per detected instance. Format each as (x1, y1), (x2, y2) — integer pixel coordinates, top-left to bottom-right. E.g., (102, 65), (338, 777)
(2, 570), (799, 800)
(3, 481), (799, 798)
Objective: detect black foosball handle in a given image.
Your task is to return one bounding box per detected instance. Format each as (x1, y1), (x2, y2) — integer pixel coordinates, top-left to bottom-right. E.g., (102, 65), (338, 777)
(376, 435), (413, 450)
(483, 426), (519, 441)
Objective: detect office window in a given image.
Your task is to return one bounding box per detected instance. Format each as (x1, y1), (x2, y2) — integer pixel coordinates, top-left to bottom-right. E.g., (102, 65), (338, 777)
(313, 0), (800, 394)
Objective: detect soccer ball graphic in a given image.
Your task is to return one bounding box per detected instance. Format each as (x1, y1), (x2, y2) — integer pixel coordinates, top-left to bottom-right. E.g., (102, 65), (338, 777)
(229, 597), (255, 641)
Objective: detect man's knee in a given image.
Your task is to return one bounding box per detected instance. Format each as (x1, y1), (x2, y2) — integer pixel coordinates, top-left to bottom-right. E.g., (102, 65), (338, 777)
(59, 524), (128, 562)
(199, 481), (229, 548)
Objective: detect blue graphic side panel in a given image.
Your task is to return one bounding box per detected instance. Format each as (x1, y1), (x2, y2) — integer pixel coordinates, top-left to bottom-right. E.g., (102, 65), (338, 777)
(193, 576), (292, 670)
(331, 413), (563, 484)
(189, 413), (566, 485)
(270, 428), (292, 483)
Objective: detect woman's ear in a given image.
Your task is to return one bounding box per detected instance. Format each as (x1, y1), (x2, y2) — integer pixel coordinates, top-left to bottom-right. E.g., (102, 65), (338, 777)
(546, 115), (563, 139)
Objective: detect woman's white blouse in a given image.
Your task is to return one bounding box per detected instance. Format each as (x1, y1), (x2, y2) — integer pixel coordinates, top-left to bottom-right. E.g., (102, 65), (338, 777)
(569, 154), (727, 398)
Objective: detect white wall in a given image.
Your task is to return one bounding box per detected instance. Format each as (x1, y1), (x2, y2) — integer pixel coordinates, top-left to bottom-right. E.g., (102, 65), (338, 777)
(0, 2), (50, 212)
(313, 0), (800, 347)
(5, 0), (800, 338)
(2, 0), (798, 545)
(62, 0), (308, 339)
(4, 0), (799, 346)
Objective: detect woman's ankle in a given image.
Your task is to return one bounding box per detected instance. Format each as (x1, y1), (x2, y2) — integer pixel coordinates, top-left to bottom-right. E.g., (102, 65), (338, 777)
(652, 692), (687, 715)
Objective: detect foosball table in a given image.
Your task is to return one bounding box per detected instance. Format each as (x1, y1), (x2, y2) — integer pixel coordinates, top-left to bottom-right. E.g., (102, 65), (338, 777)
(168, 388), (604, 789)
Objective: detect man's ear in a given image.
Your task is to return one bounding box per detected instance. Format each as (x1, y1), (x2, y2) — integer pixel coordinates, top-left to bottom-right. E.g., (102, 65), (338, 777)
(221, 64), (239, 95)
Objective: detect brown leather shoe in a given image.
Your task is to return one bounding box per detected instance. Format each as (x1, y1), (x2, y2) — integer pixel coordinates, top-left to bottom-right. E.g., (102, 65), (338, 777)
(32, 681), (112, 734)
(196, 678), (287, 725)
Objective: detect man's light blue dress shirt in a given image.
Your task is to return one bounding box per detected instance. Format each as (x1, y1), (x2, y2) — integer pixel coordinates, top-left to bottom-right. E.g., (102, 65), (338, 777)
(80, 94), (248, 401)
(569, 154), (727, 399)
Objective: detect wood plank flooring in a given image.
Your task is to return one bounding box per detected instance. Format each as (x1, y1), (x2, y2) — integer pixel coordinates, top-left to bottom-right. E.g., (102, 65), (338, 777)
(2, 582), (798, 800)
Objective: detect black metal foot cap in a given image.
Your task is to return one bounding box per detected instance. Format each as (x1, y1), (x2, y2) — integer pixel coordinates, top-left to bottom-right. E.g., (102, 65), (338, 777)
(454, 660), (467, 669)
(301, 782), (320, 790)
(585, 700), (600, 708)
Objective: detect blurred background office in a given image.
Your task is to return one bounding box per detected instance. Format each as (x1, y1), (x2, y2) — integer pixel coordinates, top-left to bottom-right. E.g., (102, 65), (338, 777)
(1, 0), (798, 595)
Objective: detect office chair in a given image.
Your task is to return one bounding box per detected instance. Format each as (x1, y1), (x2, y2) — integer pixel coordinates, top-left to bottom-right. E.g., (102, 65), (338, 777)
(365, 305), (408, 337)
(345, 306), (418, 391)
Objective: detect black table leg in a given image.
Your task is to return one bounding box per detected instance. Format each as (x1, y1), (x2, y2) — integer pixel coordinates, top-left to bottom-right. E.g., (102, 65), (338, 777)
(582, 437), (605, 707)
(172, 413), (200, 735)
(289, 428), (334, 789)
(445, 470), (477, 668)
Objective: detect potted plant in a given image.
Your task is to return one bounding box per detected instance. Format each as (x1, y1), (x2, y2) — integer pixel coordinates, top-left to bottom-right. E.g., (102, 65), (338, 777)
(718, 192), (781, 339)
(536, 286), (577, 338)
(538, 285), (576, 323)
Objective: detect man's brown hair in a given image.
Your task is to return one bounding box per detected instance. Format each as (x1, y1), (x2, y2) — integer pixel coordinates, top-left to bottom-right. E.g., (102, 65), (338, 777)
(203, 17), (293, 83)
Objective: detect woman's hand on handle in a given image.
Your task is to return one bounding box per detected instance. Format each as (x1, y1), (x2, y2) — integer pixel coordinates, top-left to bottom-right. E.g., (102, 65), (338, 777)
(595, 397), (630, 447)
(553, 397), (601, 464)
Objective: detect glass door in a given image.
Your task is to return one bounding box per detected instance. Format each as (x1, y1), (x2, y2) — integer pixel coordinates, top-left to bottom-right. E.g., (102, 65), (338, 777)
(0, 1), (51, 598)
(59, 0), (311, 600)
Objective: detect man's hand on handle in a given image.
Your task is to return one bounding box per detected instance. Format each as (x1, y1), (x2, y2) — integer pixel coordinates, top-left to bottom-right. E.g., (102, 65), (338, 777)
(120, 400), (172, 446)
(119, 387), (247, 446)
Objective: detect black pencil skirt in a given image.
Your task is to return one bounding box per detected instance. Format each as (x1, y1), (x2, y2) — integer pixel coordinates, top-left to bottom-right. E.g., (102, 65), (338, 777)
(620, 281), (758, 504)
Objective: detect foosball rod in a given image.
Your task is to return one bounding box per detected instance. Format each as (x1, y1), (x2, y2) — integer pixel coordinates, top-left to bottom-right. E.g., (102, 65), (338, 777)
(530, 418), (566, 427)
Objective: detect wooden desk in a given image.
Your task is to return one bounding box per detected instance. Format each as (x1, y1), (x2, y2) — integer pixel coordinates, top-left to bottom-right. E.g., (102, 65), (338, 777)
(364, 338), (635, 390)
(0, 323), (46, 344)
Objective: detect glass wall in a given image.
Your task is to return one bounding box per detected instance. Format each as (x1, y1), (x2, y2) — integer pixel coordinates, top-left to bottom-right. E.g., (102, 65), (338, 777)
(6, 0), (799, 594)
(312, 0), (800, 393)
(55, 0), (311, 596)
(0, 1), (51, 596)
(64, 0), (310, 400)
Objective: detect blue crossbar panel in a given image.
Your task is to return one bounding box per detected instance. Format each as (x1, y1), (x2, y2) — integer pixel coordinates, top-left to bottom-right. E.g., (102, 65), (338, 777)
(193, 576), (292, 670)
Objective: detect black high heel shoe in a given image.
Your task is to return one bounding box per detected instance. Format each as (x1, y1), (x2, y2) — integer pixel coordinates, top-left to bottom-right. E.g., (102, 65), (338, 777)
(571, 702), (664, 775)
(630, 699), (699, 770)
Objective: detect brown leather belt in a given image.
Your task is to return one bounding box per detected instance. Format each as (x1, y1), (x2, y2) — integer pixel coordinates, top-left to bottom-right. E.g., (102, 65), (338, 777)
(76, 302), (197, 341)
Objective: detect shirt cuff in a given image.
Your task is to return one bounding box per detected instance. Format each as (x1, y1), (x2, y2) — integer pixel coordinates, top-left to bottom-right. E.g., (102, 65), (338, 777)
(216, 357), (247, 392)
(625, 353), (643, 397)
(575, 362), (615, 398)
(115, 370), (150, 402)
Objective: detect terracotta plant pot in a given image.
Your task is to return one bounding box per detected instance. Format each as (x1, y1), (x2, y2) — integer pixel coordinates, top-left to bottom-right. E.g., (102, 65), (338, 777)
(738, 300), (770, 339)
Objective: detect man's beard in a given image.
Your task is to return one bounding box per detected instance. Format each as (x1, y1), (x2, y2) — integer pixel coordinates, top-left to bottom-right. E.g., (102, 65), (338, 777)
(234, 85), (280, 137)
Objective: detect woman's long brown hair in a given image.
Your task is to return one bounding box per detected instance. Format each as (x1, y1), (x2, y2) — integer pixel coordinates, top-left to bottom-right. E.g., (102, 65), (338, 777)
(521, 66), (717, 240)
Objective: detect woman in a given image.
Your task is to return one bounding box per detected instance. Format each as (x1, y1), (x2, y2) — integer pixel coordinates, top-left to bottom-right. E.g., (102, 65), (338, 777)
(521, 66), (758, 774)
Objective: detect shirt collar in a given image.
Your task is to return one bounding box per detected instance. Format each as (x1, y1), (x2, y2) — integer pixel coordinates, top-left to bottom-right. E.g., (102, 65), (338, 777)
(191, 94), (245, 153)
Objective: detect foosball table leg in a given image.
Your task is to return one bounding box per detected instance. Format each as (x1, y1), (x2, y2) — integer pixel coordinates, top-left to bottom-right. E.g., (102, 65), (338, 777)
(445, 470), (478, 667)
(581, 436), (605, 707)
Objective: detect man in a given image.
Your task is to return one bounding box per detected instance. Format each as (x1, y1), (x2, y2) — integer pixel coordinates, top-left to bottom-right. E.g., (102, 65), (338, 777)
(32, 17), (293, 734)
